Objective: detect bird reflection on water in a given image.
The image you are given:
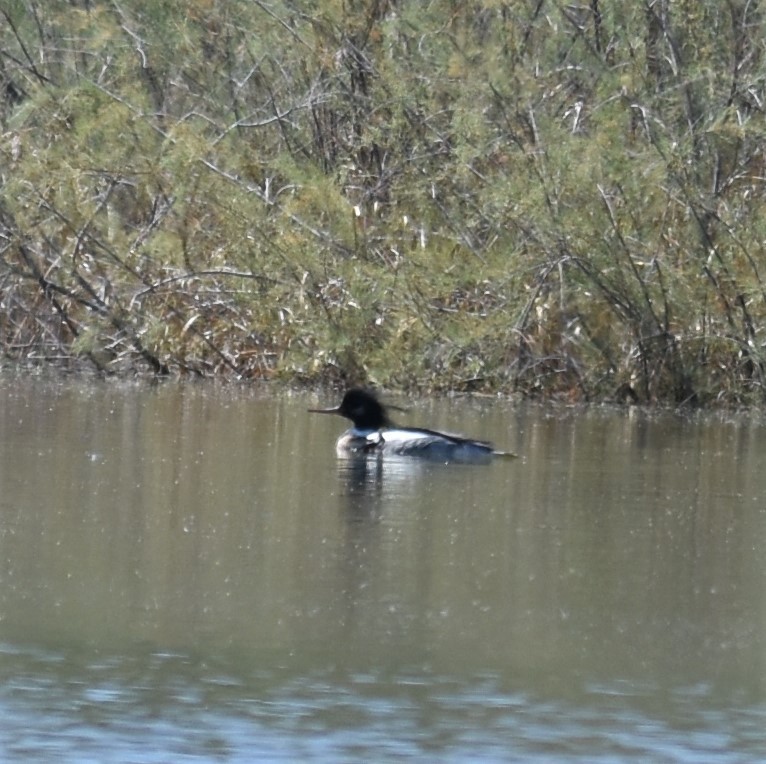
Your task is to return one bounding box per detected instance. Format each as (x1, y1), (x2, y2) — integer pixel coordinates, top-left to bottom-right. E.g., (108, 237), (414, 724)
(335, 450), (458, 523)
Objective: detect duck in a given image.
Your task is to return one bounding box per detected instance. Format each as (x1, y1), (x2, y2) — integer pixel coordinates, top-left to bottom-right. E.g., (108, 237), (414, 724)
(309, 388), (514, 463)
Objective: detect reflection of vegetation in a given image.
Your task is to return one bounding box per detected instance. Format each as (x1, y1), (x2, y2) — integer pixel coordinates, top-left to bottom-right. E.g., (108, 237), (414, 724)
(1, 2), (765, 404)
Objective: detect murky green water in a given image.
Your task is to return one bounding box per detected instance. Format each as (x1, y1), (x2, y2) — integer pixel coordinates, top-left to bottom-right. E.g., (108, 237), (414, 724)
(0, 379), (765, 761)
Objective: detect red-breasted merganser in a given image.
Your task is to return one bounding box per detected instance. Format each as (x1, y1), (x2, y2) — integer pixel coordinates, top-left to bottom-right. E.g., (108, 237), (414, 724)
(309, 388), (515, 463)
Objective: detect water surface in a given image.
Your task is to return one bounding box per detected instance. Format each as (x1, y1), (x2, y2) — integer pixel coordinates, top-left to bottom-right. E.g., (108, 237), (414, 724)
(0, 380), (765, 761)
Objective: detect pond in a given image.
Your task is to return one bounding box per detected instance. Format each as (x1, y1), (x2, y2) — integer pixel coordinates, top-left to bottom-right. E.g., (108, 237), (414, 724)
(0, 380), (764, 761)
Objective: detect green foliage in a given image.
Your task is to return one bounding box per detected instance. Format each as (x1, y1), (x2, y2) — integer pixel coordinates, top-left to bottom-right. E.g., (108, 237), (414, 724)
(1, 0), (766, 404)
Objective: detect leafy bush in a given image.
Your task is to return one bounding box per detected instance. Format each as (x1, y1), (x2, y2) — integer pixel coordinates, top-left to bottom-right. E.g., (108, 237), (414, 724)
(1, 1), (765, 404)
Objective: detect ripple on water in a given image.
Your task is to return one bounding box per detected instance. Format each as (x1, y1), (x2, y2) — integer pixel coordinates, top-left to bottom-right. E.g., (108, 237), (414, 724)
(3, 645), (765, 763)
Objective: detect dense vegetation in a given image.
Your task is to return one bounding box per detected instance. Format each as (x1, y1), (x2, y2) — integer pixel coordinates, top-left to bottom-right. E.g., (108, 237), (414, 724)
(1, 1), (765, 404)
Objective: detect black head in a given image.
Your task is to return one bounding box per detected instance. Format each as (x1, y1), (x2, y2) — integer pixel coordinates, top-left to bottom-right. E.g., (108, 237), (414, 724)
(309, 388), (392, 430)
